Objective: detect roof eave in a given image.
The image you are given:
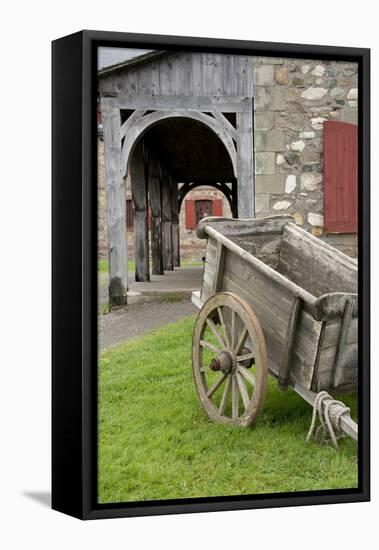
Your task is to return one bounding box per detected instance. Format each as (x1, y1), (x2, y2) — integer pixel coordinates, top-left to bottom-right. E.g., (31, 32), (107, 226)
(98, 50), (170, 78)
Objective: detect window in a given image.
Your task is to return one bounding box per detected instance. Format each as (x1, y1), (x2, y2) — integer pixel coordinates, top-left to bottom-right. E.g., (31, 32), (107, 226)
(195, 200), (213, 225)
(185, 198), (223, 229)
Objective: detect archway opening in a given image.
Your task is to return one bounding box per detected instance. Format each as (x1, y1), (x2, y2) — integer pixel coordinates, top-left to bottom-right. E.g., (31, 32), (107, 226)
(126, 115), (237, 281)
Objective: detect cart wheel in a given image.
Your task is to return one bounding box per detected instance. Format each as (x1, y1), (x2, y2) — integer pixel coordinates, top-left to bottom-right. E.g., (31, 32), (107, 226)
(192, 292), (268, 427)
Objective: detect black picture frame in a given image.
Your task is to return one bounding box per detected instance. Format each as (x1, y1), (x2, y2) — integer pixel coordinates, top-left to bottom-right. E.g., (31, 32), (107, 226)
(52, 30), (370, 520)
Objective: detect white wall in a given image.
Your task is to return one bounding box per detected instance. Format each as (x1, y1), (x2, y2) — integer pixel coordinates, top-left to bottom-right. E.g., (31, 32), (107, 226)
(0, 1), (377, 549)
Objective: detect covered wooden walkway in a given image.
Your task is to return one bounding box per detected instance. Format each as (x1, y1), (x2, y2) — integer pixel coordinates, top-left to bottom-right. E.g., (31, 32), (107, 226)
(99, 51), (254, 305)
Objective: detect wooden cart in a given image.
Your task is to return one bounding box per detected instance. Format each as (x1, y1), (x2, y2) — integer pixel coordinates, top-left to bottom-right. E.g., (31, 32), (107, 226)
(191, 215), (358, 441)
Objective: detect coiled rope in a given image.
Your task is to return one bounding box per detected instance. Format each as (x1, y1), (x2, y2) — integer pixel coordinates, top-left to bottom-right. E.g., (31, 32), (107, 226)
(306, 391), (350, 450)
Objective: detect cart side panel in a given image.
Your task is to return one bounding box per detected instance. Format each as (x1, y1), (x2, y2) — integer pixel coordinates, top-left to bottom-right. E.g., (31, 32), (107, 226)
(201, 233), (283, 302)
(221, 250), (321, 389)
(312, 317), (358, 391)
(278, 223), (358, 297)
(229, 234), (282, 269)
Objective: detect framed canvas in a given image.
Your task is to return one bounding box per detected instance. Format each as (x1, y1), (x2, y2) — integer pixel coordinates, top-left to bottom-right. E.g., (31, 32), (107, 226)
(52, 30), (370, 520)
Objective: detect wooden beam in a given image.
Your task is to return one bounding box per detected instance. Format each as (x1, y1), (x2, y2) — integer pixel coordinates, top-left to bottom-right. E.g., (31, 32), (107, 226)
(119, 110), (146, 139)
(148, 155), (164, 275)
(130, 141), (150, 282)
(332, 298), (356, 388)
(278, 296), (303, 391)
(101, 95), (253, 113)
(236, 106), (254, 218)
(212, 111), (238, 141)
(212, 241), (226, 293)
(161, 169), (173, 271)
(102, 103), (128, 306)
(171, 178), (180, 267)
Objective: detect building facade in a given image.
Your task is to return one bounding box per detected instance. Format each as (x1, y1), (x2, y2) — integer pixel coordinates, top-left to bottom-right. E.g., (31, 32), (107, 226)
(97, 51), (358, 305)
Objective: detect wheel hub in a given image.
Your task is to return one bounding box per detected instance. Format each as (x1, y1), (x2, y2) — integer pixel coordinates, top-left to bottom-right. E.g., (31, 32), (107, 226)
(209, 350), (234, 374)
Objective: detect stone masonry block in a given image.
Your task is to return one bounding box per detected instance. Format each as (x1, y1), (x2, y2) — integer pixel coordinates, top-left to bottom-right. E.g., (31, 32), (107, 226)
(255, 87), (285, 111)
(254, 111), (274, 130)
(255, 152), (275, 175)
(254, 65), (275, 86)
(341, 109), (358, 125)
(255, 129), (285, 152)
(255, 175), (284, 194)
(255, 194), (270, 213)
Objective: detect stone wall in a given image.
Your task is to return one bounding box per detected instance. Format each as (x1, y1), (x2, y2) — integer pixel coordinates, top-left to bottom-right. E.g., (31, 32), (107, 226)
(253, 56), (358, 257)
(98, 55), (359, 261)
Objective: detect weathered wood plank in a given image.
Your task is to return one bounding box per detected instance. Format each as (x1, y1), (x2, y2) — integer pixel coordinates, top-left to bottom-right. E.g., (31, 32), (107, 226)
(99, 51), (254, 98)
(102, 103), (128, 306)
(119, 110), (146, 139)
(205, 225), (317, 307)
(101, 95), (253, 112)
(170, 178), (180, 267)
(130, 142), (150, 282)
(148, 155), (163, 275)
(212, 241), (226, 293)
(278, 223), (358, 297)
(161, 170), (173, 271)
(212, 111), (238, 141)
(313, 292), (358, 321)
(196, 215), (292, 239)
(332, 298), (357, 388)
(278, 297), (303, 391)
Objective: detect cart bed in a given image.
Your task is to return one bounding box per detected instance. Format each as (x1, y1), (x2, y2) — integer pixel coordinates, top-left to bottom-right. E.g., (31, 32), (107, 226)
(194, 215), (358, 394)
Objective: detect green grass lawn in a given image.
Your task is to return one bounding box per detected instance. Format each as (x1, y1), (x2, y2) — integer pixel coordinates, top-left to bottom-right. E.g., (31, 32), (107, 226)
(98, 316), (358, 504)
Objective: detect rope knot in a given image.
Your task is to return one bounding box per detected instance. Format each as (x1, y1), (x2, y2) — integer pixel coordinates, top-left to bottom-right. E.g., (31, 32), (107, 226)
(306, 391), (350, 450)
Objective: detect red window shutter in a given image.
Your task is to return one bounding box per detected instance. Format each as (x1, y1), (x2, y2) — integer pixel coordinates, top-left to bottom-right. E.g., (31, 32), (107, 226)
(212, 199), (223, 217)
(324, 121), (357, 233)
(185, 200), (197, 229)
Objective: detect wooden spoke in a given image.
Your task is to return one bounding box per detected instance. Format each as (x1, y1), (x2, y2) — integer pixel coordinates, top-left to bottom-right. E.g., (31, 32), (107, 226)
(192, 292), (267, 427)
(232, 375), (239, 419)
(217, 307), (230, 348)
(236, 373), (250, 410)
(218, 376), (231, 415)
(236, 352), (255, 363)
(238, 365), (256, 386)
(230, 310), (236, 350)
(207, 373), (228, 398)
(206, 318), (227, 349)
(200, 339), (220, 354)
(234, 326), (248, 355)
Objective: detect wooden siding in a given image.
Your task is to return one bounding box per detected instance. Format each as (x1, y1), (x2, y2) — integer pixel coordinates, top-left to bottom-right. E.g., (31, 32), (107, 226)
(99, 52), (254, 98)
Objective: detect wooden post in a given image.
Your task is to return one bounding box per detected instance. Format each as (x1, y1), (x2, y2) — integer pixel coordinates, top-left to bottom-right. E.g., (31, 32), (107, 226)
(148, 154), (164, 275)
(161, 169), (173, 271)
(236, 106), (254, 218)
(171, 177), (180, 267)
(102, 103), (128, 306)
(130, 141), (150, 282)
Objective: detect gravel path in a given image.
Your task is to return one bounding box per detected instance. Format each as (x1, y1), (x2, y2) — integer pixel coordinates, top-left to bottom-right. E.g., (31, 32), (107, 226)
(99, 298), (197, 350)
